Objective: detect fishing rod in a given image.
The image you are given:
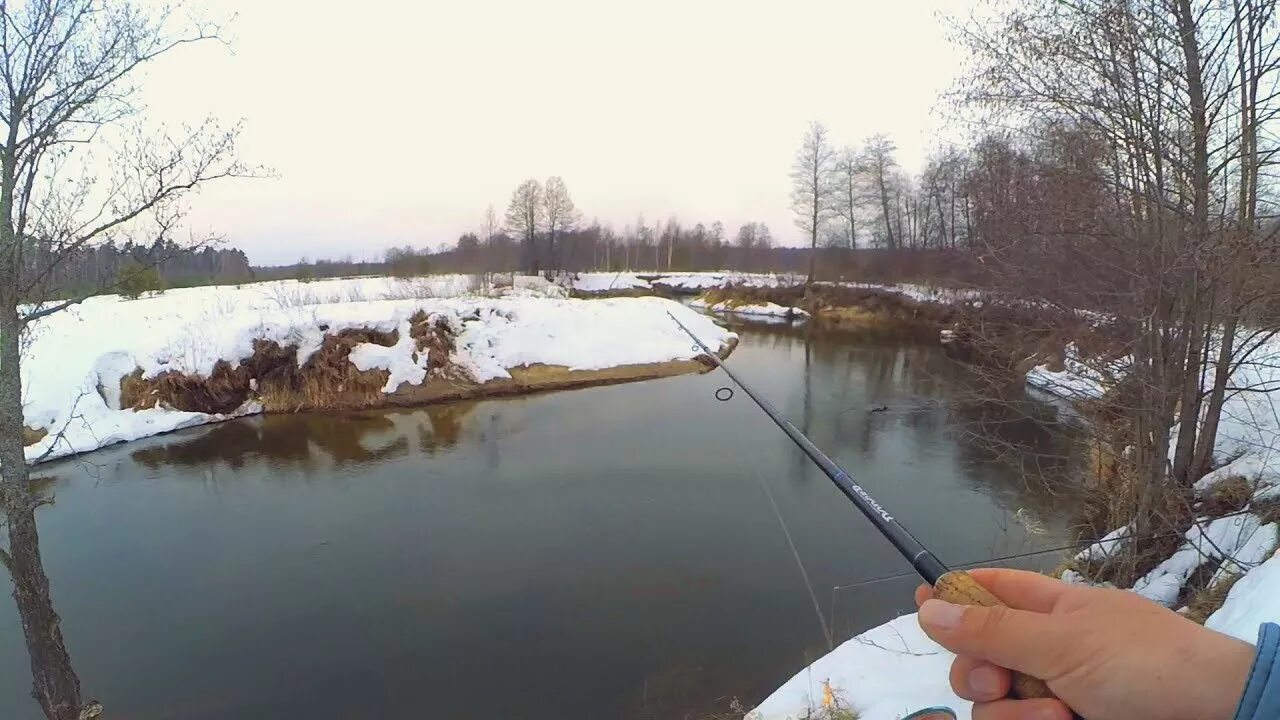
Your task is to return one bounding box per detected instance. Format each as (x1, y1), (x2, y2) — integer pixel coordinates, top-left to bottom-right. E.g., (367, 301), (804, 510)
(668, 311), (1062, 705)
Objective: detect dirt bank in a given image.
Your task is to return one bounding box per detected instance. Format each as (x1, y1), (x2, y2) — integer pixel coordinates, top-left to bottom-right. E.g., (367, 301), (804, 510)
(115, 315), (736, 418)
(693, 284), (954, 340)
(22, 427), (47, 447)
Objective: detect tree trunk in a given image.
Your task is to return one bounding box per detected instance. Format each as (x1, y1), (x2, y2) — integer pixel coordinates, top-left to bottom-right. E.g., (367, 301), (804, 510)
(1193, 310), (1239, 478)
(878, 172), (896, 249)
(3, 494), (84, 720)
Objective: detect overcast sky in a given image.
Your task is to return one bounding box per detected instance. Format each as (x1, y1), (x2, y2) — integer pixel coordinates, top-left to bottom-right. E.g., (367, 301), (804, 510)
(140, 0), (970, 266)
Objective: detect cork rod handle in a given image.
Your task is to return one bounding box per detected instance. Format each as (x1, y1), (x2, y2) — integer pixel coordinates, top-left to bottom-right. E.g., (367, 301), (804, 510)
(932, 570), (1058, 702)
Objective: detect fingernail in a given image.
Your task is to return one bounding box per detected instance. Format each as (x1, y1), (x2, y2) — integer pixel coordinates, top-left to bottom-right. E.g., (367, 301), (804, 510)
(919, 599), (964, 630)
(969, 665), (1002, 696)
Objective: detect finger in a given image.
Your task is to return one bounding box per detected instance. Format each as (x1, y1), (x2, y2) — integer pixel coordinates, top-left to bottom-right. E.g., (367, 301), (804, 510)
(971, 698), (1073, 720)
(950, 656), (1010, 702)
(915, 583), (933, 607)
(918, 599), (1067, 680)
(963, 568), (1075, 613)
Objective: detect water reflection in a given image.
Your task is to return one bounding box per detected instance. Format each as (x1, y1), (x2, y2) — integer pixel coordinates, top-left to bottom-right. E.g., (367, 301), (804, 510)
(3, 325), (1083, 720)
(130, 402), (479, 472)
(727, 318), (1082, 522)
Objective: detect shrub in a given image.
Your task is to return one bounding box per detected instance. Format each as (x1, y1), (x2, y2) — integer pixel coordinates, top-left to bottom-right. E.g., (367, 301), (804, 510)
(117, 260), (164, 299)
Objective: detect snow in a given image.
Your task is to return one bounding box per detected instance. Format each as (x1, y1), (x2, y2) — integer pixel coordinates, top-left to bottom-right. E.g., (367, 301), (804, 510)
(19, 277), (733, 465)
(820, 281), (983, 306)
(1025, 344), (1115, 401)
(689, 297), (810, 319)
(569, 272), (651, 293)
(639, 272), (802, 291)
(755, 329), (1280, 719)
(1075, 525), (1132, 563)
(1195, 455), (1272, 496)
(1131, 513), (1277, 606)
(1207, 555), (1280, 643)
(747, 614), (966, 720)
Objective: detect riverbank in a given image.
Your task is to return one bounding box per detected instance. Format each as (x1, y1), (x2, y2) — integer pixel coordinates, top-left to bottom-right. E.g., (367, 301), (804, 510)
(634, 276), (964, 340)
(20, 277), (735, 465)
(748, 329), (1280, 720)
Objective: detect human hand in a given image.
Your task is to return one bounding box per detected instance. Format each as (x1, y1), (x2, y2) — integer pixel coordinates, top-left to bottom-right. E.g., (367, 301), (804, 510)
(914, 569), (1256, 720)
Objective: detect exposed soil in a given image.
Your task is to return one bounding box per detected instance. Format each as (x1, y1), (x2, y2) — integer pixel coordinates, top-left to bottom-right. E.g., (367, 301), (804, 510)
(121, 327), (401, 415)
(22, 427), (47, 447)
(113, 317), (732, 419)
(694, 283), (954, 341)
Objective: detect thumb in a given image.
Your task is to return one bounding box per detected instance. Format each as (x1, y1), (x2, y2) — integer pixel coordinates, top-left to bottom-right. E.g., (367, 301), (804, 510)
(918, 598), (1067, 682)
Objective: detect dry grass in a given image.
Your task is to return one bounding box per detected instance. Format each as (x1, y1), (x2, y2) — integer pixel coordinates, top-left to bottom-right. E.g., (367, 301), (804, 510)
(1199, 475), (1257, 517)
(695, 284), (949, 341)
(1254, 497), (1280, 526)
(1070, 435), (1195, 588)
(690, 686), (858, 720)
(121, 328), (403, 414)
(1182, 570), (1243, 625)
(112, 318), (726, 418)
(22, 426), (47, 446)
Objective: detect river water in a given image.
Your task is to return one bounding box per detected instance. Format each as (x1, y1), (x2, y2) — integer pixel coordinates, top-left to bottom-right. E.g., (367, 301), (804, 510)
(0, 321), (1079, 719)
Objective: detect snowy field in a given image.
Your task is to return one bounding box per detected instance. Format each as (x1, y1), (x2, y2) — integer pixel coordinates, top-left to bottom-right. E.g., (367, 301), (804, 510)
(19, 275), (734, 465)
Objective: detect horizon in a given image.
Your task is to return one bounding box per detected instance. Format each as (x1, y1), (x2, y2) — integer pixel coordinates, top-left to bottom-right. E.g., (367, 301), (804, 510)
(136, 0), (969, 266)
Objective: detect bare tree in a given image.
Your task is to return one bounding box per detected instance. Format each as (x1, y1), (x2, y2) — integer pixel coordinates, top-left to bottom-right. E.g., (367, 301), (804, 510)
(504, 179), (543, 274)
(481, 204), (499, 247)
(0, 2), (248, 719)
(541, 176), (579, 275)
(863, 134), (899, 249)
(833, 147), (861, 250)
(954, 0), (1280, 574)
(790, 121), (836, 288)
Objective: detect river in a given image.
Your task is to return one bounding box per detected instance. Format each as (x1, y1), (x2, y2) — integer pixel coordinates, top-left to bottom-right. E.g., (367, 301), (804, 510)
(0, 321), (1079, 719)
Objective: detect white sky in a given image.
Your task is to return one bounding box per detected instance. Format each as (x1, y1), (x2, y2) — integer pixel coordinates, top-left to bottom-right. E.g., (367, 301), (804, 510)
(140, 0), (970, 265)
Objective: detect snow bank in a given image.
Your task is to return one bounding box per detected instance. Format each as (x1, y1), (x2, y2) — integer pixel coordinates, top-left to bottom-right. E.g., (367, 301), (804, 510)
(1075, 525), (1132, 564)
(689, 298), (810, 320)
(1025, 344), (1116, 401)
(747, 614), (966, 720)
(1207, 555), (1280, 642)
(754, 332), (1280, 719)
(819, 281), (982, 306)
(1131, 513), (1278, 606)
(19, 279), (733, 464)
(569, 272), (652, 293)
(647, 272), (803, 291)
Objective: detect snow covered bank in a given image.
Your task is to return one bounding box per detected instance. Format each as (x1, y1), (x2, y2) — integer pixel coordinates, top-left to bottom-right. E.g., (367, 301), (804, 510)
(754, 332), (1280, 719)
(748, 614), (966, 720)
(567, 271), (803, 295)
(20, 278), (734, 465)
(568, 272), (652, 294)
(1024, 343), (1116, 401)
(690, 297), (810, 320)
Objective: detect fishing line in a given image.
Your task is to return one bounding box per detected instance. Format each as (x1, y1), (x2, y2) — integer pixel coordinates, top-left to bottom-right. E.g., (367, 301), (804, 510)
(673, 312), (1265, 711)
(824, 504), (1274, 622)
(728, 415), (834, 650)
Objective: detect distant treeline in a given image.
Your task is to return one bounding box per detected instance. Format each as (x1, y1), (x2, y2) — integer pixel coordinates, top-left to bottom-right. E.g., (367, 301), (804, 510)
(22, 239), (252, 300)
(251, 236), (993, 288)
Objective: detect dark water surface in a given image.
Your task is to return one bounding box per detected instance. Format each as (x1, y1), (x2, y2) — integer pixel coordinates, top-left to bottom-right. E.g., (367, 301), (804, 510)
(1, 323), (1079, 719)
